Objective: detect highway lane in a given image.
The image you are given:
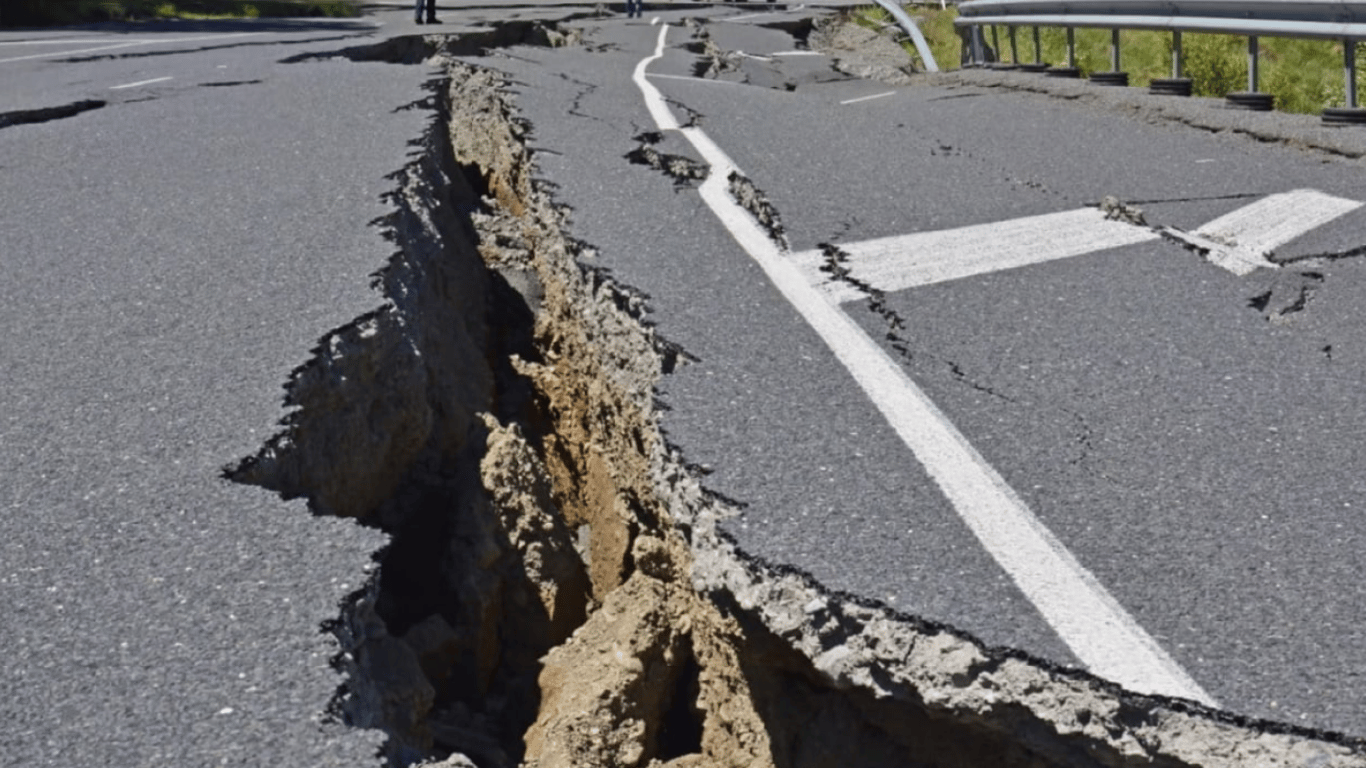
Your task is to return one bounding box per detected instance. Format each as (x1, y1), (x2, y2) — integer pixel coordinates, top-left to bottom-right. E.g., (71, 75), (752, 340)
(0, 12), (444, 766)
(5, 2), (1365, 762)
(473, 11), (1366, 739)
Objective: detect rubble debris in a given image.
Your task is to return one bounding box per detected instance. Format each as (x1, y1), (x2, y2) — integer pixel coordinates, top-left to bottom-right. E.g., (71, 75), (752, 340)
(728, 171), (789, 249)
(625, 131), (710, 188)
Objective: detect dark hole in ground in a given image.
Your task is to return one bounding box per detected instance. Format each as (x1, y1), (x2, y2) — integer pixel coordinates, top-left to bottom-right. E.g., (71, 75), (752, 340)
(656, 640), (705, 760)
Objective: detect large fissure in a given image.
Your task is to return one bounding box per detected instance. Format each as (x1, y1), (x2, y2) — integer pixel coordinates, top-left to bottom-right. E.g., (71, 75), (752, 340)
(230, 25), (1366, 768)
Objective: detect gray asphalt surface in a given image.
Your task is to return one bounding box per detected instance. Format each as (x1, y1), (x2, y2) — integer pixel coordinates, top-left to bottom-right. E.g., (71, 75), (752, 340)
(0, 13), (436, 767)
(6, 2), (1366, 764)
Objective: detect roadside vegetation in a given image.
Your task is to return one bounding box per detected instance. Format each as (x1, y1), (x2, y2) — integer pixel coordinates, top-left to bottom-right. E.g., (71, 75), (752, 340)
(854, 4), (1366, 115)
(1, 0), (358, 27)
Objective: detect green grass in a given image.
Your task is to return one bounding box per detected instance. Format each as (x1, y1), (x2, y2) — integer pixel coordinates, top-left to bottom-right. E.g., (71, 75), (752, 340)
(851, 4), (962, 73)
(851, 4), (1366, 115)
(1, 0), (359, 27)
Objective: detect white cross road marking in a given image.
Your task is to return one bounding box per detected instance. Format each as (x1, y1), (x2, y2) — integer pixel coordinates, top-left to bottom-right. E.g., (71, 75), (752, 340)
(637, 23), (1217, 706)
(1171, 189), (1363, 276)
(797, 189), (1362, 298)
(792, 207), (1161, 303)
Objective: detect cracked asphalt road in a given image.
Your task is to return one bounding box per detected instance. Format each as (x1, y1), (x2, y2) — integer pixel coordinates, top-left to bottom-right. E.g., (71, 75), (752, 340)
(6, 3), (1366, 763)
(473, 10), (1366, 739)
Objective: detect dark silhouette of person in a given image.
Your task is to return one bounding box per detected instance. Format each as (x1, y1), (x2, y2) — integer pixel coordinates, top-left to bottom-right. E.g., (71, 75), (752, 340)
(415, 0), (439, 24)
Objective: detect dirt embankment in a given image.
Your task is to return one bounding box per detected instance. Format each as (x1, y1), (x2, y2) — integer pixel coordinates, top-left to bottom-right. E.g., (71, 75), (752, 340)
(231, 29), (1366, 768)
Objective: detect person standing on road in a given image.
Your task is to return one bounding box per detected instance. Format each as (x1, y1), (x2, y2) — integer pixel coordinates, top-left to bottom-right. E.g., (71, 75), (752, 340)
(415, 0), (439, 24)
(625, 0), (642, 18)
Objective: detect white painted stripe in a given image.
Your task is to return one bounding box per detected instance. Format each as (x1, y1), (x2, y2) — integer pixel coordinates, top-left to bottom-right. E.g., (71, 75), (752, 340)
(772, 51), (824, 57)
(634, 24), (1216, 706)
(111, 76), (173, 90)
(1190, 188), (1362, 275)
(840, 91), (897, 105)
(0, 33), (260, 64)
(797, 208), (1160, 303)
(634, 26), (679, 131)
(722, 11), (785, 23)
(647, 73), (745, 86)
(0, 39), (138, 46)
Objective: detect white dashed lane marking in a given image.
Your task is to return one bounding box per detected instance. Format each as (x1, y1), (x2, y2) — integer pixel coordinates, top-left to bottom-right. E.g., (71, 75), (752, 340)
(840, 91), (897, 105)
(111, 76), (174, 90)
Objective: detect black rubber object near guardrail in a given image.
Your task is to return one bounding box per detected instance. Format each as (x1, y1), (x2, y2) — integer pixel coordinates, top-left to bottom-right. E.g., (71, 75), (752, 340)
(955, 0), (1366, 125)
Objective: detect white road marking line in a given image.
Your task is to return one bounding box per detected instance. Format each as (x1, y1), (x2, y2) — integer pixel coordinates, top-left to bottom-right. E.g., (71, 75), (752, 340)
(722, 11), (784, 22)
(793, 208), (1160, 303)
(840, 91), (897, 105)
(110, 76), (174, 90)
(1185, 189), (1362, 276)
(772, 51), (824, 57)
(647, 73), (745, 86)
(634, 23), (1217, 706)
(0, 33), (261, 64)
(0, 39), (134, 46)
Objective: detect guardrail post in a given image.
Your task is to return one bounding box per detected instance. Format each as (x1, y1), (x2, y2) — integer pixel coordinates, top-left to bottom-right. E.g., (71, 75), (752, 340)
(1228, 36), (1273, 109)
(968, 25), (986, 66)
(1346, 37), (1358, 109)
(1173, 30), (1183, 79)
(1019, 24), (1048, 71)
(1009, 25), (1019, 64)
(1150, 30), (1193, 95)
(991, 24), (1001, 63)
(1323, 37), (1366, 123)
(1090, 28), (1129, 85)
(1046, 26), (1080, 77)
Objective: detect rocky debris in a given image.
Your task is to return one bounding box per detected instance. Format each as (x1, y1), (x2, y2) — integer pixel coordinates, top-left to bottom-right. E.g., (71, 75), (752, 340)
(1099, 195), (1149, 226)
(235, 24), (1366, 768)
(727, 171), (789, 250)
(625, 131), (710, 188)
(809, 14), (916, 85)
(687, 20), (743, 80)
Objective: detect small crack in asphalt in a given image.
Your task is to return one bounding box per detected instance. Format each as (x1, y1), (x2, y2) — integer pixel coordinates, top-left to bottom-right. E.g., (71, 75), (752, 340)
(557, 72), (616, 128)
(200, 79), (265, 88)
(728, 172), (787, 248)
(624, 131), (709, 189)
(818, 241), (1106, 468)
(665, 97), (704, 128)
(61, 33), (370, 63)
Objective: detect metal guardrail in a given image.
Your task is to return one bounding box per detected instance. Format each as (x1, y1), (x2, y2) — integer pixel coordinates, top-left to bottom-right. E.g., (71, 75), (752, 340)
(953, 0), (1366, 122)
(871, 0), (942, 72)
